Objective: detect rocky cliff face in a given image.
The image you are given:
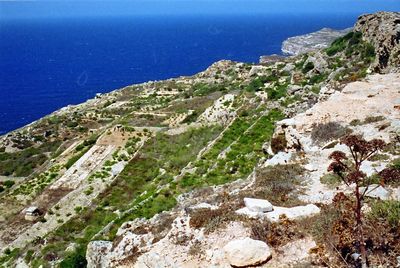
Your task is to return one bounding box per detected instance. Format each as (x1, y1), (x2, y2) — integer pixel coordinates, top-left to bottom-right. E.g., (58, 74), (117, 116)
(355, 11), (400, 73)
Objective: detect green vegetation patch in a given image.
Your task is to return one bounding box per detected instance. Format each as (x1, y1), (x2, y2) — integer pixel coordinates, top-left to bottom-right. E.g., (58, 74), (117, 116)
(369, 200), (400, 229)
(31, 125), (222, 266)
(0, 141), (61, 177)
(320, 173), (342, 188)
(179, 109), (284, 190)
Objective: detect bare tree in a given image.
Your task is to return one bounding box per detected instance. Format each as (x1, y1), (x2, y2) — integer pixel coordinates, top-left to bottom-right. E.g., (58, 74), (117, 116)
(327, 134), (386, 268)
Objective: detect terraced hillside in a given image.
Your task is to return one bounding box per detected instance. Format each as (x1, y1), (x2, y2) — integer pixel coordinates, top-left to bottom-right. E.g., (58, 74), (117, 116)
(0, 11), (399, 268)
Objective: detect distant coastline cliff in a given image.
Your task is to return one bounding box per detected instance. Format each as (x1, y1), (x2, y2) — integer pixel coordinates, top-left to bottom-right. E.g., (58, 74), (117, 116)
(281, 27), (353, 56)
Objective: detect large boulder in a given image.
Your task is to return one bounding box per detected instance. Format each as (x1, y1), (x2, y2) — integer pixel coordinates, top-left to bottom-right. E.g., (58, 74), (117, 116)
(360, 184), (390, 200)
(244, 198), (273, 213)
(355, 12), (400, 73)
(223, 238), (272, 267)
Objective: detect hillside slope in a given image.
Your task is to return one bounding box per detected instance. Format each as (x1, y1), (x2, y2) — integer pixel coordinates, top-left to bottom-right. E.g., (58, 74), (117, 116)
(0, 11), (399, 268)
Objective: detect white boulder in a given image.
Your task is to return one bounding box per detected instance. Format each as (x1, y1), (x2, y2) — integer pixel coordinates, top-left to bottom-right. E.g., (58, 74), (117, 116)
(360, 184), (390, 200)
(244, 198), (273, 213)
(223, 238), (272, 267)
(235, 207), (262, 219)
(265, 204), (320, 222)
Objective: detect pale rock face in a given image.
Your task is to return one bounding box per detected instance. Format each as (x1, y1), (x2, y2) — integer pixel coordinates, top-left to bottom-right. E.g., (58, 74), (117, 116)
(360, 160), (386, 177)
(244, 197), (273, 213)
(86, 227), (154, 267)
(135, 253), (177, 268)
(265, 204), (321, 222)
(189, 202), (219, 211)
(248, 65), (269, 77)
(287, 85), (303, 95)
(14, 259), (29, 268)
(355, 11), (400, 72)
(223, 238), (272, 267)
(303, 52), (329, 74)
(393, 188), (400, 201)
(327, 67), (346, 81)
(360, 184), (390, 200)
(235, 207), (263, 219)
(264, 151), (293, 166)
(198, 94), (236, 125)
(167, 216), (193, 245)
(86, 241), (113, 268)
(111, 162), (125, 176)
(282, 63), (295, 73)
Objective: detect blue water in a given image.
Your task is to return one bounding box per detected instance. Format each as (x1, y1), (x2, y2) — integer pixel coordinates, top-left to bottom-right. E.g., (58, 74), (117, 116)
(0, 13), (362, 134)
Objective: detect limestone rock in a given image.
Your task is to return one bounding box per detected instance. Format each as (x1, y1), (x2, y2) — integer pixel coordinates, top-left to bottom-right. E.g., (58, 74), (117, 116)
(303, 52), (329, 74)
(244, 198), (273, 213)
(235, 207), (262, 219)
(264, 151), (293, 166)
(86, 241), (113, 268)
(360, 184), (390, 200)
(287, 85), (303, 95)
(189, 202), (219, 211)
(355, 12), (400, 73)
(223, 238), (272, 267)
(248, 65), (269, 77)
(135, 253), (177, 268)
(265, 204), (321, 222)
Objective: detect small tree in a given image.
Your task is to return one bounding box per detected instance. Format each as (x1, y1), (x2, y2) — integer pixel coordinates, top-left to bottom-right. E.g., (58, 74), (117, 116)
(327, 135), (385, 268)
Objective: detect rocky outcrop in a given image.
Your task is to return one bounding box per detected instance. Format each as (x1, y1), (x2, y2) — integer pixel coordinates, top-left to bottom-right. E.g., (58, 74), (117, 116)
(243, 197), (273, 213)
(223, 238), (272, 267)
(282, 27), (352, 55)
(355, 12), (400, 72)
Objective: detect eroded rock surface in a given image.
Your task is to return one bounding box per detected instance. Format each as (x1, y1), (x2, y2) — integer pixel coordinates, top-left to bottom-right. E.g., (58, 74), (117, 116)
(355, 11), (400, 72)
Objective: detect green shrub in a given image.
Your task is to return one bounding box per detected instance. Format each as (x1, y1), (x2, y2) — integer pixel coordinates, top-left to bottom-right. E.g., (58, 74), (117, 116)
(363, 115), (385, 124)
(320, 173), (342, 188)
(3, 180), (15, 188)
(309, 73), (328, 85)
(59, 247), (87, 268)
(266, 83), (288, 100)
(181, 111), (199, 124)
(325, 31), (358, 56)
(391, 158), (400, 170)
(0, 142), (59, 177)
(192, 83), (226, 96)
(369, 200), (400, 229)
(245, 77), (266, 92)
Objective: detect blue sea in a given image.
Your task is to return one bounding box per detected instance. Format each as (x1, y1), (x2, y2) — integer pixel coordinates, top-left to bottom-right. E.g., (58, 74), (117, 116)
(0, 13), (376, 134)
